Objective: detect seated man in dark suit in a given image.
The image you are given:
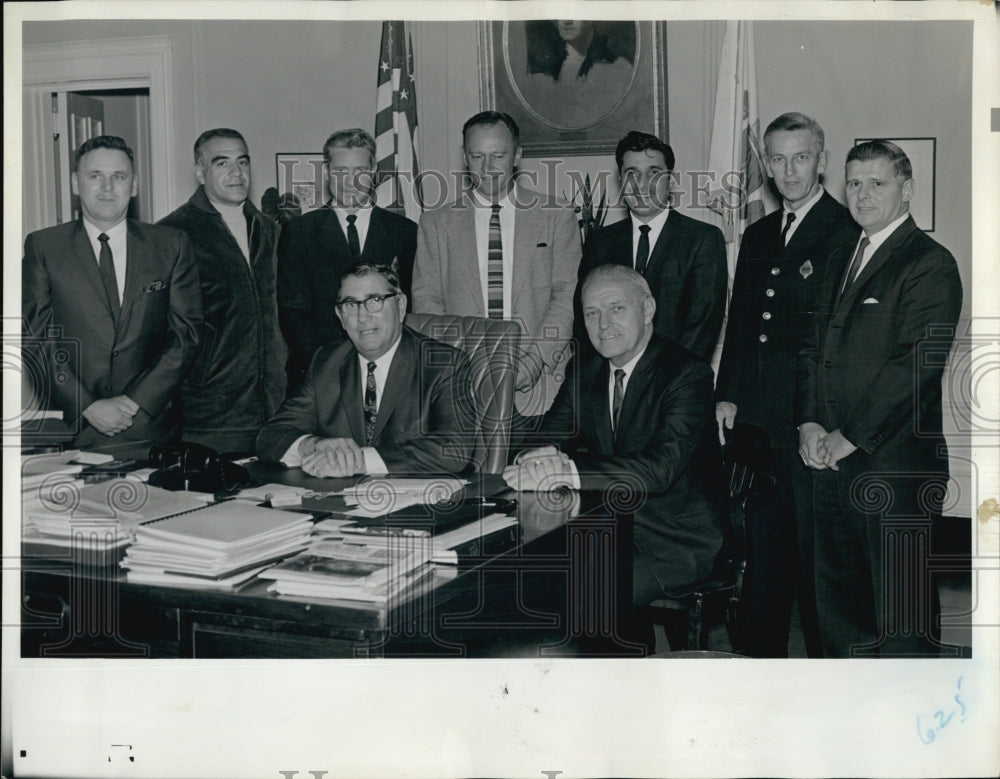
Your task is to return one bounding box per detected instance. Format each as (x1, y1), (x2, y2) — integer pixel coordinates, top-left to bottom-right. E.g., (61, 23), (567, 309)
(277, 128), (417, 391)
(578, 131), (728, 363)
(22, 135), (203, 451)
(257, 263), (475, 477)
(503, 264), (729, 647)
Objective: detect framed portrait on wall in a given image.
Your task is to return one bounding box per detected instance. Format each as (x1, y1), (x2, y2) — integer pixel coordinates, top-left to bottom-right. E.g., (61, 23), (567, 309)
(275, 153), (326, 213)
(478, 20), (668, 157)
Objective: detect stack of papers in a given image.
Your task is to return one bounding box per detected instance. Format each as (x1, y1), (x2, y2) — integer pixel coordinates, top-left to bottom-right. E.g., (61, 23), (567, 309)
(23, 479), (209, 560)
(337, 477), (467, 518)
(260, 533), (434, 603)
(121, 502), (313, 589)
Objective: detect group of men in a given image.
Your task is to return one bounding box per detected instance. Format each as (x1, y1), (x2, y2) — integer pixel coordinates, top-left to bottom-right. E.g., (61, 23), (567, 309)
(22, 108), (961, 658)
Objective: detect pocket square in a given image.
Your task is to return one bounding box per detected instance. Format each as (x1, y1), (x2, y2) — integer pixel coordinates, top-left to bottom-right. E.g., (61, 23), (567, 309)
(862, 297), (879, 304)
(536, 242), (548, 248)
(144, 280), (167, 293)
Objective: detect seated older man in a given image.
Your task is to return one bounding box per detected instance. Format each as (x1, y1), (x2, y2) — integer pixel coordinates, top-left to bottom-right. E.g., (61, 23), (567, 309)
(257, 263), (475, 477)
(504, 264), (730, 623)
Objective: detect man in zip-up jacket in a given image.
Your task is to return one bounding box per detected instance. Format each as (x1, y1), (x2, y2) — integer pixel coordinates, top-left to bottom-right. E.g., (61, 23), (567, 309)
(159, 128), (287, 453)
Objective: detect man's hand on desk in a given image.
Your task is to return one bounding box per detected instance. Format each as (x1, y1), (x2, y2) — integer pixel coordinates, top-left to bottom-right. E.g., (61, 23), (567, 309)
(299, 436), (365, 478)
(82, 395), (138, 436)
(503, 447), (577, 491)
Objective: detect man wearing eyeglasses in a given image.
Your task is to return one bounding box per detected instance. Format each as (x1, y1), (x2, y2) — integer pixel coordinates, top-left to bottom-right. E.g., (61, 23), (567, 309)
(256, 263), (475, 477)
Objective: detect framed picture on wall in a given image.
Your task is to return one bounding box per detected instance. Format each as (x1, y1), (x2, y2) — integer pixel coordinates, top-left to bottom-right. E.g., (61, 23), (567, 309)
(854, 137), (936, 232)
(275, 153), (326, 213)
(478, 20), (668, 157)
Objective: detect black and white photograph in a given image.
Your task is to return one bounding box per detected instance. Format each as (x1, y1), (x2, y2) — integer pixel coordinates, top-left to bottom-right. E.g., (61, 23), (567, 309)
(3, 1), (999, 777)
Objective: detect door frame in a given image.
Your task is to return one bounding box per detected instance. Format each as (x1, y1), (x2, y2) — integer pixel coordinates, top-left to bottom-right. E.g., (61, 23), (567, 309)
(22, 36), (174, 232)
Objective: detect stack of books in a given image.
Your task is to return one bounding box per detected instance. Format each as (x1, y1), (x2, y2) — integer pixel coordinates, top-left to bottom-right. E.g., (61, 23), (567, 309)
(121, 502), (313, 590)
(22, 476), (208, 565)
(259, 533), (435, 604)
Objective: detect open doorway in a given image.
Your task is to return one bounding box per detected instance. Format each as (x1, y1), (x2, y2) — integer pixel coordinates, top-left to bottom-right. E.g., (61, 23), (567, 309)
(53, 87), (153, 223)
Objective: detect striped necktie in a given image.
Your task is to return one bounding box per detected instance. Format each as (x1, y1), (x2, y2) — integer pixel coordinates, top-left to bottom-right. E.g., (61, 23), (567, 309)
(612, 368), (625, 433)
(97, 233), (121, 319)
(487, 203), (503, 318)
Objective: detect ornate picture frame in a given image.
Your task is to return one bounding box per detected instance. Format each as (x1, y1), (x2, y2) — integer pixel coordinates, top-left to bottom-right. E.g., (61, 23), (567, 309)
(274, 152), (326, 213)
(478, 20), (668, 157)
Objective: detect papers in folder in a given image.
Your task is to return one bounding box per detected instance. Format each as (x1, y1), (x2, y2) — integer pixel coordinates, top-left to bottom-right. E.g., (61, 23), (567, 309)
(336, 477), (467, 518)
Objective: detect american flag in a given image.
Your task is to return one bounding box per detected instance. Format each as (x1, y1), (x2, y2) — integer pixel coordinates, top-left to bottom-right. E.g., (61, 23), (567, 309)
(374, 21), (423, 220)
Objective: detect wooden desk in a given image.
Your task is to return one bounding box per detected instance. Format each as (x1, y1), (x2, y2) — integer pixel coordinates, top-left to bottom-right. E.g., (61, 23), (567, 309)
(21, 465), (641, 658)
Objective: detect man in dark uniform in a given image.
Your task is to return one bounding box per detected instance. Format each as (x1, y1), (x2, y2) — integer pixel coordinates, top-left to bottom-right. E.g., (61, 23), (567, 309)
(715, 113), (857, 657)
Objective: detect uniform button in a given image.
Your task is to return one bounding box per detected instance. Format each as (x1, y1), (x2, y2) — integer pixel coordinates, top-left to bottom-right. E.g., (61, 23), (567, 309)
(759, 334), (768, 343)
(765, 288), (775, 297)
(771, 267), (780, 276)
(762, 312), (772, 320)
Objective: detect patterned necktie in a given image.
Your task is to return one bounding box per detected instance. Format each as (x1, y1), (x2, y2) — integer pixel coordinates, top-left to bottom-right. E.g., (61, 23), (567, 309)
(635, 225), (651, 275)
(97, 233), (121, 319)
(487, 203), (503, 319)
(346, 214), (362, 261)
(780, 211), (796, 246)
(841, 236), (871, 295)
(612, 368), (625, 433)
(364, 361), (378, 445)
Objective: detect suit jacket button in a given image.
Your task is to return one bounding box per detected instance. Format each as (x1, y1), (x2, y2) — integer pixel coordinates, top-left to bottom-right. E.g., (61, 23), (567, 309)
(105, 385), (112, 392)
(823, 360), (833, 368)
(765, 288), (775, 297)
(762, 312), (772, 320)
(771, 267), (780, 276)
(758, 334), (768, 343)
(112, 350), (119, 357)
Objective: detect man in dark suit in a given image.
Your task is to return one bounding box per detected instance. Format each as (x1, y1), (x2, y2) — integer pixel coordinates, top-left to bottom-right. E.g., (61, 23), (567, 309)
(22, 135), (203, 451)
(159, 128), (287, 453)
(257, 263), (475, 477)
(504, 264), (729, 649)
(797, 140), (962, 657)
(578, 131), (727, 363)
(714, 112), (857, 657)
(277, 128), (417, 391)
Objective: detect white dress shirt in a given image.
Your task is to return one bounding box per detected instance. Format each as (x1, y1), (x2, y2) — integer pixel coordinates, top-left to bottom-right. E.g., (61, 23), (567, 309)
(82, 218), (127, 301)
(852, 211), (911, 279)
(781, 185), (824, 245)
(332, 204), (374, 253)
(630, 207), (670, 269)
(281, 337), (402, 475)
(605, 344), (648, 427)
(471, 187), (516, 318)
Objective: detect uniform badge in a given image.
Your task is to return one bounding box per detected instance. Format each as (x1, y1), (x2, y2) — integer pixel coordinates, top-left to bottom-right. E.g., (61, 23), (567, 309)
(799, 260), (814, 279)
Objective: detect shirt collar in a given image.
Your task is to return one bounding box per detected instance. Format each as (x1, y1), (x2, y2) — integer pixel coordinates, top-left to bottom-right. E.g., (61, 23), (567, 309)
(865, 211), (911, 250)
(609, 340), (649, 377)
(630, 207), (670, 234)
(357, 333), (402, 371)
(469, 185), (516, 210)
(783, 185), (824, 220)
(82, 217), (127, 243)
(332, 202), (373, 219)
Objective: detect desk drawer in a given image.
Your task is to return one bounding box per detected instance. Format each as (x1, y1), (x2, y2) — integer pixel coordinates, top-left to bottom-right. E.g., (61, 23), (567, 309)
(183, 611), (375, 658)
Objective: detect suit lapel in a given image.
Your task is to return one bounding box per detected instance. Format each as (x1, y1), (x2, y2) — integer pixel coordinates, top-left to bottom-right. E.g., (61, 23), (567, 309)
(318, 208), (352, 265)
(453, 198), (485, 314)
(837, 217), (918, 311)
(371, 332), (414, 443)
(71, 223), (114, 318)
(119, 221), (147, 330)
(362, 208), (392, 265)
(612, 220), (633, 268)
(590, 362), (615, 454)
(511, 204), (542, 310)
(339, 352), (366, 444)
(614, 341), (658, 444)
(642, 212), (674, 279)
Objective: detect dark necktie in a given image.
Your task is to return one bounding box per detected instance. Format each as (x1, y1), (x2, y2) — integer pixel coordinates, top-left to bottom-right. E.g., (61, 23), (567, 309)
(840, 236), (871, 295)
(364, 361), (378, 445)
(612, 368), (625, 433)
(780, 211), (796, 246)
(97, 233), (121, 319)
(346, 214), (362, 261)
(635, 224), (651, 275)
(487, 204), (503, 319)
